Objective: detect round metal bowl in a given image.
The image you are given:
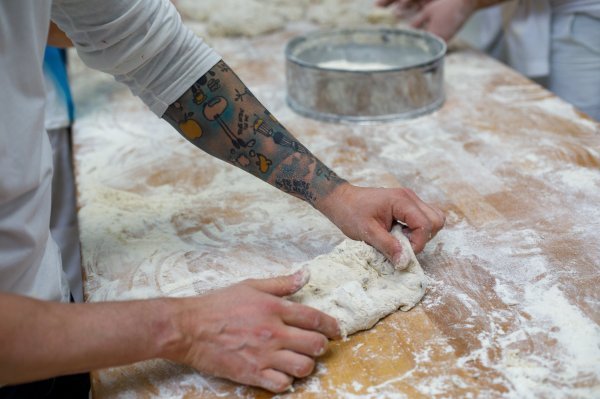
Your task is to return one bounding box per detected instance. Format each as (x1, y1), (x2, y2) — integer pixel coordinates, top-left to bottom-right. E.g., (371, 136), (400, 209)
(285, 28), (446, 123)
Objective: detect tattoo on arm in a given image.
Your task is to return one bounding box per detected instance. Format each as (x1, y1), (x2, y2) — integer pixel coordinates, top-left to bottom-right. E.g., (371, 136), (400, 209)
(163, 60), (346, 205)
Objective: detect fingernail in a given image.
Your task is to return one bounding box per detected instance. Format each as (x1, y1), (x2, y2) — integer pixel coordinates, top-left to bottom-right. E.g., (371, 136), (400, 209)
(393, 250), (411, 270)
(316, 339), (329, 356)
(263, 379), (293, 393)
(293, 267), (310, 289)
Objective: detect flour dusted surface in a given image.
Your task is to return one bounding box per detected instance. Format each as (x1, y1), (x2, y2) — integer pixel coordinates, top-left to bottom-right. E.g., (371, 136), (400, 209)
(71, 14), (600, 398)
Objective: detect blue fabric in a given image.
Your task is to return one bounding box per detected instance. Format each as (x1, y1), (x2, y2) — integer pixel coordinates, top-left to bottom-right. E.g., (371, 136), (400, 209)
(43, 47), (74, 121)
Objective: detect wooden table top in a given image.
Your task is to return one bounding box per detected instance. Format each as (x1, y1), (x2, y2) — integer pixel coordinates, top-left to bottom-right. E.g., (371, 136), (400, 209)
(71, 25), (600, 399)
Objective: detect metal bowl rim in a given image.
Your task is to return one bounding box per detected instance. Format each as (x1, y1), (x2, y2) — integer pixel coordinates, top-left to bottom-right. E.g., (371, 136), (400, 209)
(285, 27), (447, 73)
(286, 93), (445, 124)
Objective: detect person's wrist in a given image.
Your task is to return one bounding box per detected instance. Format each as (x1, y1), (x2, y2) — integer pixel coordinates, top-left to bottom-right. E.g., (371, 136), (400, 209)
(151, 298), (188, 362)
(313, 181), (353, 226)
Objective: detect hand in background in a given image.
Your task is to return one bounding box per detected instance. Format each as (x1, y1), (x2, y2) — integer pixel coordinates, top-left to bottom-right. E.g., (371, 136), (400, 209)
(377, 0), (477, 41)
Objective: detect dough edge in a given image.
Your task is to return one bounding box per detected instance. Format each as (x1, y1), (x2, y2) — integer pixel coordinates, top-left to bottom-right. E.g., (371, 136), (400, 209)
(288, 227), (428, 337)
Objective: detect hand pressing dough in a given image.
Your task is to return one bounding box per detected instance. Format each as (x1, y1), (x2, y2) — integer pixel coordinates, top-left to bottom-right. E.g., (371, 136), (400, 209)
(288, 226), (428, 337)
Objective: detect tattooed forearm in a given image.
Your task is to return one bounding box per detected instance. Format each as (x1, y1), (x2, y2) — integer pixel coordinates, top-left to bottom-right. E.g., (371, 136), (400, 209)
(163, 60), (346, 205)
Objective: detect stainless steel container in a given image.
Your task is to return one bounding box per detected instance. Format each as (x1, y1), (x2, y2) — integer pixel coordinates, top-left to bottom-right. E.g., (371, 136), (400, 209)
(285, 28), (446, 123)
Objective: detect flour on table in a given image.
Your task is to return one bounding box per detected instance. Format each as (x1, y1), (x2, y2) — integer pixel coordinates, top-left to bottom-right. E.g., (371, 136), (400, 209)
(289, 226), (427, 337)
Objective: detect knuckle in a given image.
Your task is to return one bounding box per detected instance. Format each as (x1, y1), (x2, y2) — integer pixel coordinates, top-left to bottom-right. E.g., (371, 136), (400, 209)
(236, 365), (261, 387)
(265, 299), (282, 313)
(245, 361), (260, 376)
(268, 326), (287, 344)
(252, 326), (274, 342)
(257, 297), (283, 315)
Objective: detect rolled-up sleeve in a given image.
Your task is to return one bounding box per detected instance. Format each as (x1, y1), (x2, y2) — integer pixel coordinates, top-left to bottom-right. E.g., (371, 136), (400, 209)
(51, 0), (221, 116)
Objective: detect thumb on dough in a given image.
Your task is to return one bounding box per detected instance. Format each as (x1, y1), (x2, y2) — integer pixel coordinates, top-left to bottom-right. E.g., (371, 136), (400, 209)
(245, 268), (310, 297)
(369, 224), (410, 270)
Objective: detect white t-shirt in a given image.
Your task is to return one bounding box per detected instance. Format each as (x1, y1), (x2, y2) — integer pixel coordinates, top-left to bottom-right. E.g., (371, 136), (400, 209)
(0, 0), (220, 302)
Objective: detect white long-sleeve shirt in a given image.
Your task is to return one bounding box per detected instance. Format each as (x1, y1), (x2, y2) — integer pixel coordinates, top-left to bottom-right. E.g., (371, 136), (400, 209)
(0, 0), (220, 302)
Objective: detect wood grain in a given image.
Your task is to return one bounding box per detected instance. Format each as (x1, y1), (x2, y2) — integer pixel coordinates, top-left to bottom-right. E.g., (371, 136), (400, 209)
(71, 24), (600, 399)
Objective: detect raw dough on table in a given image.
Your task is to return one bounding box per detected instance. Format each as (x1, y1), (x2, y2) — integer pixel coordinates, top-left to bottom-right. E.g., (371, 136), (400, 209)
(176, 0), (306, 37)
(289, 226), (428, 337)
(176, 0), (397, 38)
